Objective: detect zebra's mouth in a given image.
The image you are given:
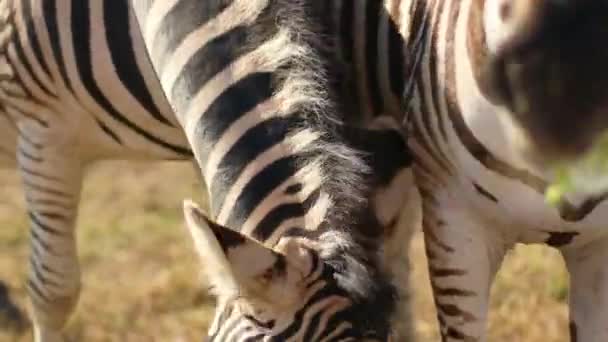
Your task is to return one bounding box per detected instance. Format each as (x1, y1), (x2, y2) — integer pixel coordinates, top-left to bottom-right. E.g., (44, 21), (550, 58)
(481, 2), (608, 168)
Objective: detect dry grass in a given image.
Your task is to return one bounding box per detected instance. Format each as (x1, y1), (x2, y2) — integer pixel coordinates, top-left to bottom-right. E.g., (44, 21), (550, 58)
(0, 161), (570, 341)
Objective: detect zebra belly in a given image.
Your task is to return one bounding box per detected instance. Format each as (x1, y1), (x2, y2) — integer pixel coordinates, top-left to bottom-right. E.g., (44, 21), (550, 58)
(411, 117), (608, 251)
(452, 146), (608, 250)
(448, 62), (608, 249)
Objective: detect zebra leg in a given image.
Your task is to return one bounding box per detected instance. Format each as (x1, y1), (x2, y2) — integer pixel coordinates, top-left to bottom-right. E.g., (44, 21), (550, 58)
(422, 192), (508, 342)
(563, 238), (608, 342)
(17, 130), (84, 342)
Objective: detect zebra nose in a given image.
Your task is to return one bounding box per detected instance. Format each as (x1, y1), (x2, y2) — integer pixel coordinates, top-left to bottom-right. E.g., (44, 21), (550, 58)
(488, 0), (586, 55)
(483, 0), (608, 165)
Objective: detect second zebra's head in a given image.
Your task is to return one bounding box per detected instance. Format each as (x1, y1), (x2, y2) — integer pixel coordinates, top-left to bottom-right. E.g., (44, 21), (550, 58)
(469, 0), (608, 170)
(181, 200), (398, 342)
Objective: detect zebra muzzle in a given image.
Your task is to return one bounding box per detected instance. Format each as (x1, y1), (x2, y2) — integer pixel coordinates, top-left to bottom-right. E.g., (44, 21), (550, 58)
(481, 0), (608, 167)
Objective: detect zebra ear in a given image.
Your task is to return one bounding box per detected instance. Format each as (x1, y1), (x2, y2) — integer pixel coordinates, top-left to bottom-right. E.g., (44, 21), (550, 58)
(183, 200), (297, 298)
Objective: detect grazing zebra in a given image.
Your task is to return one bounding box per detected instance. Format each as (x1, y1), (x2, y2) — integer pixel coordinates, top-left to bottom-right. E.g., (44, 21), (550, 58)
(179, 119), (418, 341)
(131, 0), (422, 340)
(1, 0), (417, 341)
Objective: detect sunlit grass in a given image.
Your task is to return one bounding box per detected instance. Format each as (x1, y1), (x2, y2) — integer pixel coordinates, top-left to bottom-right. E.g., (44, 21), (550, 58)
(1, 161), (570, 341)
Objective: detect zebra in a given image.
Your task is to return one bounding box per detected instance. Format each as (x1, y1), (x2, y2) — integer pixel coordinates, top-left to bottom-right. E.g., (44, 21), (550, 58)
(179, 119), (419, 341)
(1, 0), (417, 341)
(130, 0), (422, 340)
(360, 0), (607, 341)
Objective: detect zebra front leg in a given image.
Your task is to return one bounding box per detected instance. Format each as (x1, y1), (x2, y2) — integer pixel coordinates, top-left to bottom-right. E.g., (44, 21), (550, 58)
(563, 237), (608, 342)
(422, 191), (508, 342)
(17, 132), (84, 342)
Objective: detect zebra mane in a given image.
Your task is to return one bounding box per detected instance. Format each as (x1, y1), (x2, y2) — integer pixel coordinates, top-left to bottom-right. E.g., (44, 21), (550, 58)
(168, 0), (397, 308)
(317, 229), (397, 334)
(263, 0), (399, 305)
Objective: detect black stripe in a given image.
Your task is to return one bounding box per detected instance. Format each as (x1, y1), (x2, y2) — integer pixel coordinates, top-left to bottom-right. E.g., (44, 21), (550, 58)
(412, 93), (453, 175)
(10, 36), (49, 127)
(22, 179), (72, 199)
(473, 182), (498, 202)
(315, 309), (348, 341)
(414, 25), (455, 173)
(17, 128), (43, 149)
(170, 25), (252, 114)
(429, 266), (467, 278)
(38, 211), (69, 222)
(19, 165), (63, 183)
(96, 119), (123, 144)
(30, 228), (54, 254)
(44, 0), (72, 91)
(210, 310), (241, 342)
(446, 326), (474, 340)
(70, 0), (191, 156)
(434, 285), (477, 297)
(23, 0), (52, 79)
(387, 13), (406, 98)
(545, 231), (579, 247)
(409, 1), (427, 46)
(192, 72), (273, 167)
(153, 0), (233, 73)
(30, 258), (59, 287)
(38, 259), (61, 278)
(27, 279), (48, 302)
(244, 315), (275, 330)
(103, 1), (174, 127)
(29, 212), (60, 235)
(26, 196), (72, 211)
(18, 146), (43, 162)
(340, 1), (355, 64)
(253, 188), (321, 241)
(364, 0), (384, 114)
(428, 0), (449, 141)
(273, 284), (344, 340)
(208, 115), (300, 218)
(225, 155), (299, 230)
(302, 308), (325, 341)
(17, 0), (54, 97)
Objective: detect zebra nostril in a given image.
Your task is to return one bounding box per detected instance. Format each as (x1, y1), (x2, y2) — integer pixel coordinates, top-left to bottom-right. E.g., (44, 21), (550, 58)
(499, 1), (513, 21)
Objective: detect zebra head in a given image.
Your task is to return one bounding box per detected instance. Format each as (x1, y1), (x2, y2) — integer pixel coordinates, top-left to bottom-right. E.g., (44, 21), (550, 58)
(182, 200), (396, 341)
(470, 0), (608, 170)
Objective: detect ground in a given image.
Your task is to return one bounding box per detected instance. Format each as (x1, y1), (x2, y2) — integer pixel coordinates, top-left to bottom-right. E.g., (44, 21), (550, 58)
(0, 161), (570, 341)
